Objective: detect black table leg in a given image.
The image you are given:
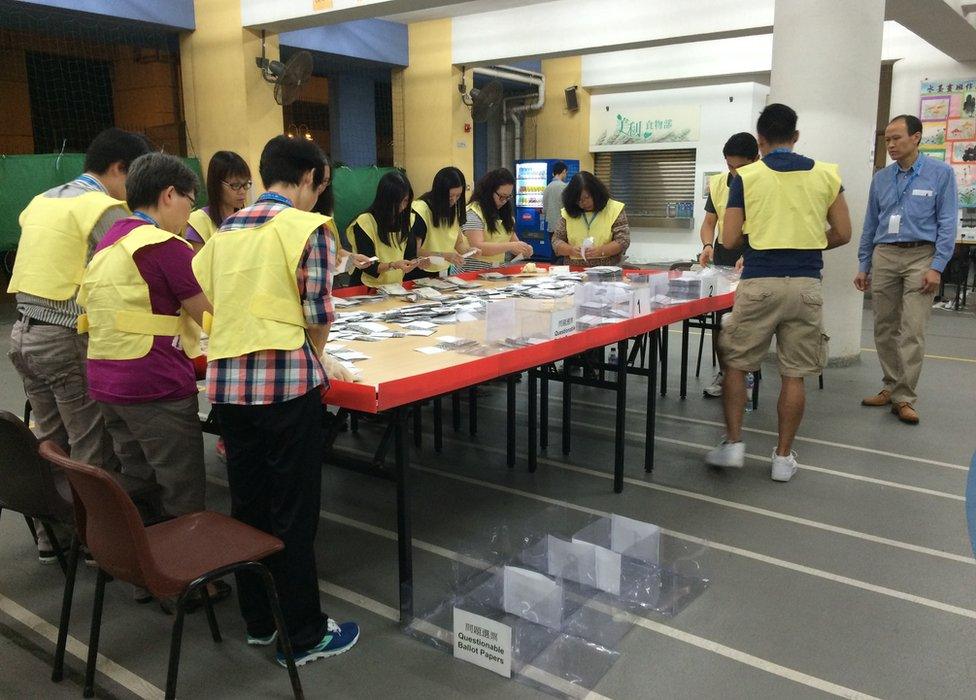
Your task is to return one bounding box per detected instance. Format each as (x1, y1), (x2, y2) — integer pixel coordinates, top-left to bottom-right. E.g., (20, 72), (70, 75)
(540, 369), (549, 450)
(393, 408), (413, 625)
(680, 319), (690, 399)
(528, 369), (537, 473)
(562, 367), (572, 455)
(469, 386), (478, 436)
(660, 325), (669, 397)
(614, 339), (628, 493)
(452, 392), (461, 432)
(646, 329), (658, 472)
(433, 396), (443, 453)
(507, 374), (517, 469)
(413, 404), (422, 448)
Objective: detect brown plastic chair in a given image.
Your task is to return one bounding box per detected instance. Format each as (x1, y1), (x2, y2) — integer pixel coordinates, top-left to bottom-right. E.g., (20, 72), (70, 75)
(39, 441), (304, 700)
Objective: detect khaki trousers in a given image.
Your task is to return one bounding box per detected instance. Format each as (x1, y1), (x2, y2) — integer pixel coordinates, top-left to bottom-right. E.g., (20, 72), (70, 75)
(870, 243), (935, 405)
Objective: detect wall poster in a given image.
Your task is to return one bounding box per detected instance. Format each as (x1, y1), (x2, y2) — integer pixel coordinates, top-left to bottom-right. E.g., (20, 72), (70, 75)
(919, 79), (976, 208)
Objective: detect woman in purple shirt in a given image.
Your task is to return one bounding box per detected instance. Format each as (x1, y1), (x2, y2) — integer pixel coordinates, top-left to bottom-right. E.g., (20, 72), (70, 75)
(184, 150), (251, 251)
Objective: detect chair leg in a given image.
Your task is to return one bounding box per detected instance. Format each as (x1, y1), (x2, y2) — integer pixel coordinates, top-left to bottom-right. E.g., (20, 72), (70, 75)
(23, 398), (32, 425)
(199, 585), (222, 643)
(256, 563), (304, 699)
(695, 322), (706, 378)
(83, 570), (109, 698)
(818, 373), (824, 390)
(52, 537), (81, 682)
(40, 520), (68, 574)
(24, 515), (39, 545)
(165, 601), (188, 700)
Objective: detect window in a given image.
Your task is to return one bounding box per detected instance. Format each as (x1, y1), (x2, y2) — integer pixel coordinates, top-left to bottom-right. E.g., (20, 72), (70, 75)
(594, 149), (696, 227)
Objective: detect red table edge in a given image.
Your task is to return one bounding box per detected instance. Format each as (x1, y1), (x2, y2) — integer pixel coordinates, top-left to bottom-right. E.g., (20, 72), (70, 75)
(324, 267), (733, 412)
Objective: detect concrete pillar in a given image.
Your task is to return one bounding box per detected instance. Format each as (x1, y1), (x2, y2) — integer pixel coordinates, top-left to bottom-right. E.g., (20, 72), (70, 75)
(402, 19), (472, 192)
(330, 72), (377, 166)
(180, 0), (284, 188)
(769, 0), (884, 363)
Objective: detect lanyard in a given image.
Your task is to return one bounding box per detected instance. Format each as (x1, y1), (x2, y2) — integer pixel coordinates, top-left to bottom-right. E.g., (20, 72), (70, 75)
(76, 174), (106, 193)
(131, 210), (159, 227)
(581, 212), (597, 230)
(896, 166), (920, 206)
(257, 192), (293, 207)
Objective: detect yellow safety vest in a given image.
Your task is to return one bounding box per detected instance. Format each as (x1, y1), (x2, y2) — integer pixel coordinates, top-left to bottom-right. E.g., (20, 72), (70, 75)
(77, 225), (201, 360)
(411, 199), (459, 272)
(8, 190), (126, 300)
(465, 202), (511, 266)
(562, 198), (625, 248)
(346, 213), (407, 288)
(192, 207), (327, 361)
(738, 160), (841, 250)
(187, 208), (218, 243)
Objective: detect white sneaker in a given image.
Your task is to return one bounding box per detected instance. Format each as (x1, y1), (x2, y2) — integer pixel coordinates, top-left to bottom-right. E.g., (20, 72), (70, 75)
(770, 451), (798, 482)
(705, 440), (745, 468)
(703, 371), (723, 398)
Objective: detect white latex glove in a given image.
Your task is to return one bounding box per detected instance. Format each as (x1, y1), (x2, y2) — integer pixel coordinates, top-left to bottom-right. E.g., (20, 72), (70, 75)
(320, 353), (357, 382)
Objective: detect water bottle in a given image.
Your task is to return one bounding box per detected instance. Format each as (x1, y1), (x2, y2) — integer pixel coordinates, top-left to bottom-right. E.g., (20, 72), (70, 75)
(745, 373), (754, 412)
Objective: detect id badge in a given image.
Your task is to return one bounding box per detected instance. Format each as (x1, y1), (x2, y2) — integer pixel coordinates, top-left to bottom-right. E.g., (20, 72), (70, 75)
(888, 214), (901, 234)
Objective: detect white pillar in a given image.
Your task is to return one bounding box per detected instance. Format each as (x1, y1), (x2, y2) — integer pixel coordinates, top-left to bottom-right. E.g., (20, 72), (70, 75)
(769, 0), (884, 364)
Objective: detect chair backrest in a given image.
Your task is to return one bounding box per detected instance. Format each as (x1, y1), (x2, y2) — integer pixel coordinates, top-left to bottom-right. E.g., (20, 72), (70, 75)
(0, 410), (73, 523)
(39, 441), (155, 588)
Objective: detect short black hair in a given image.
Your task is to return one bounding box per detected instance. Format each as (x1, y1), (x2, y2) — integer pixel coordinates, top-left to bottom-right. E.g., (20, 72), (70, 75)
(125, 152), (199, 212)
(562, 171), (611, 218)
(889, 114), (923, 136)
(756, 103), (798, 144)
(552, 161), (568, 176)
(259, 135), (327, 189)
(468, 168), (516, 234)
(83, 128), (151, 175)
(313, 152), (335, 216)
(723, 132), (759, 160)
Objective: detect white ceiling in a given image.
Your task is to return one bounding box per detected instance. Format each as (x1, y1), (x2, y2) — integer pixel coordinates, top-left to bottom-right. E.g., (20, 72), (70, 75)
(384, 0), (554, 23)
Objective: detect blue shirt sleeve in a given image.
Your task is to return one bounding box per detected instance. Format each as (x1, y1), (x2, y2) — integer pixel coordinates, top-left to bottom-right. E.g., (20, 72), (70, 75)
(858, 174), (881, 273)
(932, 167), (959, 273)
(727, 175), (744, 209)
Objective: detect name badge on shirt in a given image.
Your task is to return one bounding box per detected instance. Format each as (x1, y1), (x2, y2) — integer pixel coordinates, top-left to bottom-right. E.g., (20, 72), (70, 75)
(911, 189), (934, 197)
(888, 214), (901, 234)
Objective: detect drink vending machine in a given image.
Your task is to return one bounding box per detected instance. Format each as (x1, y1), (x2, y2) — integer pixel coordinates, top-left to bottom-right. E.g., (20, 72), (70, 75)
(514, 158), (580, 261)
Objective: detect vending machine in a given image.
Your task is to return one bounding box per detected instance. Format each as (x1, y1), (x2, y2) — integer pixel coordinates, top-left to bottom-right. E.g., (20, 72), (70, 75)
(514, 158), (580, 261)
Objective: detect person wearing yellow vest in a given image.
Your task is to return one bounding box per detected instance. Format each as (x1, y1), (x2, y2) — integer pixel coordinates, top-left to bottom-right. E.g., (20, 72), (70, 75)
(705, 104), (851, 483)
(460, 168), (533, 271)
(699, 132), (759, 270)
(81, 153), (216, 532)
(313, 154), (372, 287)
(7, 127), (149, 562)
(699, 132), (760, 399)
(348, 171), (423, 287)
(551, 171), (630, 267)
(184, 150), (252, 252)
(407, 166), (468, 279)
(191, 135), (360, 665)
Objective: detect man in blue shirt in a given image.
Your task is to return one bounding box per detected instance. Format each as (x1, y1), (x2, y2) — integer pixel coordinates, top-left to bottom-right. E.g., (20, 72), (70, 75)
(855, 114), (957, 425)
(705, 103), (851, 482)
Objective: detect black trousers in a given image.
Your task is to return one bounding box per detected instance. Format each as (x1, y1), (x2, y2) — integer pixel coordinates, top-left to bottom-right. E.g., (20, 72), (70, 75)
(214, 389), (329, 650)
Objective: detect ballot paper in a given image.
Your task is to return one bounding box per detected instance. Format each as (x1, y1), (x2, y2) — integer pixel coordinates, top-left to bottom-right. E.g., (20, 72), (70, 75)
(414, 346), (446, 355)
(402, 321), (437, 330)
(546, 535), (621, 596)
(610, 513), (661, 565)
(581, 236), (595, 262)
(508, 254), (525, 265)
(502, 566), (563, 629)
(414, 287), (444, 300)
(569, 538), (622, 596)
(461, 248), (480, 259)
(332, 297), (359, 308)
(347, 321), (389, 335)
(405, 329), (436, 336)
(426, 255), (446, 267)
(324, 342), (347, 351)
(378, 284), (410, 296)
(333, 350), (370, 362)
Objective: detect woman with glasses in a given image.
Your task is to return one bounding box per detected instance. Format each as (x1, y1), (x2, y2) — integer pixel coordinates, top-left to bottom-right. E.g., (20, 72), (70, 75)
(407, 166), (468, 279)
(184, 150), (252, 251)
(347, 171), (423, 287)
(313, 155), (373, 287)
(551, 171), (630, 267)
(461, 168), (534, 271)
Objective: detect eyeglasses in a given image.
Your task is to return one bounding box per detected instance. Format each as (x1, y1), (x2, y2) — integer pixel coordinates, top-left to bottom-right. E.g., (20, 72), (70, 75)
(179, 191), (197, 208)
(494, 191), (514, 202)
(222, 180), (252, 192)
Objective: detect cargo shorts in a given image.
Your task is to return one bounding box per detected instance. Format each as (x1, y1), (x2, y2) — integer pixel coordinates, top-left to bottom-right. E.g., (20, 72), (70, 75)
(719, 277), (828, 378)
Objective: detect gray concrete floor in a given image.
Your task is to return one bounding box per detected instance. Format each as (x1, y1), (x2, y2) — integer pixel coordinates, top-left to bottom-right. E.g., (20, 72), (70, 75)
(1, 298), (974, 699)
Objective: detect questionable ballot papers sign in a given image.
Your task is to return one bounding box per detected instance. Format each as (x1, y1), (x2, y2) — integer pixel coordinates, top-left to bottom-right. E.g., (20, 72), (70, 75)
(453, 608), (512, 678)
